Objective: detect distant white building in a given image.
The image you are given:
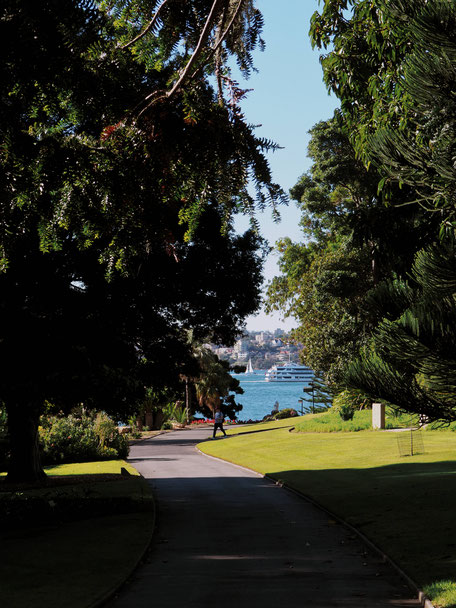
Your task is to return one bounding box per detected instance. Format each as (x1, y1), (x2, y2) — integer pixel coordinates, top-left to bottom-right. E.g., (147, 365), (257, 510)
(234, 338), (249, 353)
(255, 332), (267, 344)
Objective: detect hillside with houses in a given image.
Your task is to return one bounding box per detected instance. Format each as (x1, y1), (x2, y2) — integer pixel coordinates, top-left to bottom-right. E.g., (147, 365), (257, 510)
(206, 330), (302, 370)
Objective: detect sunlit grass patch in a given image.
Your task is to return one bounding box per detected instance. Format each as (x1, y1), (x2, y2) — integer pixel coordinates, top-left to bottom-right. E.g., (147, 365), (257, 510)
(0, 459), (139, 478)
(295, 410), (373, 432)
(423, 580), (456, 608)
(44, 459), (140, 476)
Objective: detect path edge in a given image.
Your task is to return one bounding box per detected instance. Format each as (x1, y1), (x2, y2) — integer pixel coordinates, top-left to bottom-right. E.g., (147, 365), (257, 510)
(197, 445), (434, 608)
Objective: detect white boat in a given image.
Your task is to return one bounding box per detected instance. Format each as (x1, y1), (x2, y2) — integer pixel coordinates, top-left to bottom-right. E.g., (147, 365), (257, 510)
(265, 361), (313, 382)
(245, 358), (254, 374)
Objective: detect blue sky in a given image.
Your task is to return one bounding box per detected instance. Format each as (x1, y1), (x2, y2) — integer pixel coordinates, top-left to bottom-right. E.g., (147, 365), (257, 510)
(233, 1), (338, 332)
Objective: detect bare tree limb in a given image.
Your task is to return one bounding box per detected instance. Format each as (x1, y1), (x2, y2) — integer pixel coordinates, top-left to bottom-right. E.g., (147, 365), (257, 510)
(209, 0), (246, 103)
(121, 0), (170, 50)
(212, 0), (244, 56)
(213, 4), (229, 102)
(167, 0), (225, 99)
(133, 0), (246, 119)
(191, 0), (245, 102)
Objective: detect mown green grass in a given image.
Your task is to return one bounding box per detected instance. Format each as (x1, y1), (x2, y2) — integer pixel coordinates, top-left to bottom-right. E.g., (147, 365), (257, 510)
(201, 416), (456, 607)
(0, 459), (140, 478)
(0, 460), (153, 608)
(44, 459), (140, 476)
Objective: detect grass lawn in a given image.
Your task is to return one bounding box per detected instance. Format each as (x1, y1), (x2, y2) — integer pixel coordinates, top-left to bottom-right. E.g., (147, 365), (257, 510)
(199, 416), (456, 608)
(0, 460), (154, 608)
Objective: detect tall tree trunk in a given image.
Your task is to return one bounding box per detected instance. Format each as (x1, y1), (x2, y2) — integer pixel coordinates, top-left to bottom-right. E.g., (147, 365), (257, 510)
(185, 378), (192, 423)
(6, 404), (46, 483)
(370, 241), (379, 286)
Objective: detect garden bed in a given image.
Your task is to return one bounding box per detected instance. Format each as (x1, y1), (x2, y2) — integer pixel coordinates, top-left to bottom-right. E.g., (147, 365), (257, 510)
(0, 461), (155, 608)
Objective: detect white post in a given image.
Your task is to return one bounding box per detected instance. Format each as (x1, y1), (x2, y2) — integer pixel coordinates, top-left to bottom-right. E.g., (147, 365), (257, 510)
(372, 402), (385, 429)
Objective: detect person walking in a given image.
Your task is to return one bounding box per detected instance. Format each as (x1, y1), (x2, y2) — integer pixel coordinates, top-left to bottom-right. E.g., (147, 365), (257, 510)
(213, 408), (227, 438)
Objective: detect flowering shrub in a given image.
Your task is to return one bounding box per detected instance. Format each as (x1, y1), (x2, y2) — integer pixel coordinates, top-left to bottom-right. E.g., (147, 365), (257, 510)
(190, 418), (238, 425)
(40, 413), (129, 464)
(94, 412), (129, 458)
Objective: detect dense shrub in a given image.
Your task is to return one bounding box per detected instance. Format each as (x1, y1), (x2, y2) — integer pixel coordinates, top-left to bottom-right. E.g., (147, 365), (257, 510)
(274, 408), (298, 420)
(295, 410), (372, 432)
(332, 389), (371, 421)
(94, 412), (129, 458)
(39, 413), (129, 464)
(338, 404), (355, 421)
(294, 409), (415, 433)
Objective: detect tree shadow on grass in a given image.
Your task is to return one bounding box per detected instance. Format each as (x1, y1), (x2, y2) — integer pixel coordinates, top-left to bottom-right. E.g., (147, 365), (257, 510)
(265, 459), (456, 598)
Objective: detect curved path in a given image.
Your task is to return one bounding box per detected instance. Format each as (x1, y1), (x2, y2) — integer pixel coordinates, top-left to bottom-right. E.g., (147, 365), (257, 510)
(107, 428), (421, 607)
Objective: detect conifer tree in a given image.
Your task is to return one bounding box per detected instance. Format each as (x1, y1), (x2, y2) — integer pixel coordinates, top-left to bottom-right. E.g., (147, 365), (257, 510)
(345, 244), (456, 422)
(302, 372), (333, 414)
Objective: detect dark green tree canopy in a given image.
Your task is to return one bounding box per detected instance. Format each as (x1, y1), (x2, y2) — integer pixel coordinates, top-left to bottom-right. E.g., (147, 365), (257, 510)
(0, 0), (283, 481)
(310, 0), (456, 230)
(309, 0), (418, 161)
(309, 0), (456, 420)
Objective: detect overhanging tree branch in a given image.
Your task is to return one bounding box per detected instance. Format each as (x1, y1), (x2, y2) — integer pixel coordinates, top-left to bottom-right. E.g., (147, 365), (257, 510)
(167, 0), (225, 100)
(121, 0), (170, 50)
(134, 0), (249, 118)
(197, 0), (245, 102)
(135, 0), (227, 118)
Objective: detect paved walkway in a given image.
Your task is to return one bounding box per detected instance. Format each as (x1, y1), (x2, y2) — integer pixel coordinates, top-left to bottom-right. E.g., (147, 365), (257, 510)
(106, 428), (421, 607)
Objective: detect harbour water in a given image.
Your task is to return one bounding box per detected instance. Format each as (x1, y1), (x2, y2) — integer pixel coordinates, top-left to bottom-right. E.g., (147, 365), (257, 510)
(232, 371), (313, 421)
